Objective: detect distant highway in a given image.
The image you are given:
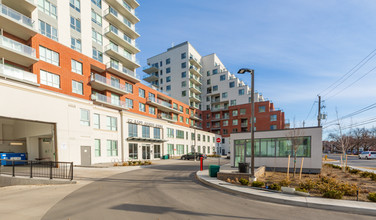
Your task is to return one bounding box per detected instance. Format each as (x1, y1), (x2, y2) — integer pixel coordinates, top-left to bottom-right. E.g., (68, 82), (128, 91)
(326, 154), (376, 168)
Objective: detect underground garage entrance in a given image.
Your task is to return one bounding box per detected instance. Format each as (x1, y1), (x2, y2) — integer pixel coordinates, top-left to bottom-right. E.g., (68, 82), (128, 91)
(0, 116), (56, 162)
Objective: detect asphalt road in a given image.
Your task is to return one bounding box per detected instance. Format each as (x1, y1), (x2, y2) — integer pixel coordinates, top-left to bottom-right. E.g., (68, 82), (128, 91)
(326, 154), (376, 168)
(42, 159), (374, 220)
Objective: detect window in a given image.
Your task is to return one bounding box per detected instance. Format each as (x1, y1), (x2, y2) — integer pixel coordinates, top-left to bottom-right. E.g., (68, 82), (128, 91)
(167, 144), (174, 155)
(206, 122), (210, 128)
(106, 140), (118, 156)
(182, 81), (186, 87)
(166, 85), (171, 91)
(176, 144), (184, 155)
(166, 76), (171, 82)
(229, 81), (235, 88)
(166, 58), (170, 65)
(207, 71), (210, 76)
(70, 0), (80, 12)
(239, 89), (245, 95)
(167, 128), (174, 138)
(72, 80), (83, 95)
(71, 37), (81, 52)
(179, 106), (183, 112)
(38, 0), (57, 19)
(70, 16), (81, 32)
(181, 62), (186, 68)
(186, 118), (189, 124)
(39, 46), (59, 66)
(149, 106), (155, 115)
(154, 128), (161, 139)
(160, 78), (163, 84)
(40, 70), (60, 88)
(213, 85), (218, 91)
(213, 69), (218, 75)
(39, 20), (58, 41)
(181, 72), (186, 78)
(203, 135), (206, 142)
(91, 10), (102, 26)
(139, 103), (145, 112)
(179, 116), (183, 122)
(230, 100), (236, 106)
(198, 134), (201, 141)
(220, 75), (226, 81)
(186, 108), (189, 114)
(182, 91), (186, 97)
(259, 106), (266, 113)
(270, 125), (277, 130)
(128, 123), (138, 137)
(126, 98), (133, 109)
(240, 109), (246, 115)
(125, 83), (133, 93)
(91, 0), (101, 8)
(139, 88), (145, 98)
(71, 60), (82, 75)
(92, 48), (103, 62)
(181, 53), (186, 59)
(142, 125), (150, 138)
(223, 120), (228, 126)
(166, 67), (171, 73)
(92, 29), (103, 45)
(80, 109), (90, 126)
(271, 115), (277, 121)
(207, 79), (211, 85)
(172, 114), (177, 121)
(232, 110), (238, 116)
(93, 113), (100, 129)
(94, 139), (101, 157)
(129, 143), (138, 159)
(222, 92), (227, 98)
(176, 130), (184, 139)
(191, 133), (195, 140)
(223, 129), (228, 135)
(107, 116), (117, 131)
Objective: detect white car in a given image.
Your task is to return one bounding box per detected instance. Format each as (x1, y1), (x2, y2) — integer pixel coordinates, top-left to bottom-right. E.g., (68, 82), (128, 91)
(358, 151), (376, 159)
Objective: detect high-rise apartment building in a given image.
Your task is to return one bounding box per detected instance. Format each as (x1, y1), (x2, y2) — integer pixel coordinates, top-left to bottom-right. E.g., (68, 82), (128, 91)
(143, 42), (286, 154)
(0, 1), (219, 165)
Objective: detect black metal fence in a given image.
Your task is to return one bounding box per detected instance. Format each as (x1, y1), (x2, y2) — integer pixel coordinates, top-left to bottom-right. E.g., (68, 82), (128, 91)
(0, 159), (73, 180)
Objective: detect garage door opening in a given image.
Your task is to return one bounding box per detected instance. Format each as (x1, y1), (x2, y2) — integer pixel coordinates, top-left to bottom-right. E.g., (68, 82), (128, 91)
(0, 116), (57, 161)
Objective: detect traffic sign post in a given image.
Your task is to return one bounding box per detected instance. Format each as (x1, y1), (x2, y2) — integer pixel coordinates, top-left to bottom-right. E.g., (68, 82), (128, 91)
(216, 138), (221, 166)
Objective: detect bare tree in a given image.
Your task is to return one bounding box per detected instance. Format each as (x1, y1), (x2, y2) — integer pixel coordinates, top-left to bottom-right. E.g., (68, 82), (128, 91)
(335, 109), (351, 171)
(287, 118), (304, 178)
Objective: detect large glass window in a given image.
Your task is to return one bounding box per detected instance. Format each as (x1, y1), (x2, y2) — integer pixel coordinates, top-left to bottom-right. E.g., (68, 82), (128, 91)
(106, 116), (117, 131)
(91, 10), (102, 26)
(38, 0), (57, 19)
(70, 0), (80, 12)
(176, 130), (184, 139)
(126, 98), (133, 109)
(92, 47), (103, 62)
(80, 109), (90, 126)
(94, 139), (101, 157)
(71, 37), (81, 52)
(154, 127), (161, 139)
(39, 20), (58, 41)
(92, 29), (103, 45)
(139, 103), (145, 112)
(70, 16), (81, 32)
(142, 125), (150, 138)
(71, 60), (82, 75)
(129, 143), (138, 159)
(72, 80), (83, 95)
(93, 113), (100, 129)
(40, 70), (60, 88)
(176, 144), (184, 155)
(128, 123), (138, 137)
(270, 115), (277, 121)
(39, 46), (59, 66)
(167, 128), (174, 138)
(107, 140), (118, 156)
(139, 88), (145, 98)
(91, 0), (101, 8)
(167, 144), (174, 155)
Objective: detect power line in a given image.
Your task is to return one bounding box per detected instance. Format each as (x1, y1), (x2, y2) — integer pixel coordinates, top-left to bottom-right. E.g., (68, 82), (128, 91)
(324, 102), (376, 126)
(304, 101), (316, 122)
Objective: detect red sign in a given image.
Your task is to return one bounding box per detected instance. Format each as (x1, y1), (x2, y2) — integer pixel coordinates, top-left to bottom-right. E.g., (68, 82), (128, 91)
(216, 138), (221, 143)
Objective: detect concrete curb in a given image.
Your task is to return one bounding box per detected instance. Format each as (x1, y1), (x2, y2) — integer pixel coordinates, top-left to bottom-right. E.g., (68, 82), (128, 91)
(196, 170), (376, 216)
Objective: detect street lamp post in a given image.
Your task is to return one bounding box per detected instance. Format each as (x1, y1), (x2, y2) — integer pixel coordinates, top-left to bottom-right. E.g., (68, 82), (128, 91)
(238, 68), (255, 179)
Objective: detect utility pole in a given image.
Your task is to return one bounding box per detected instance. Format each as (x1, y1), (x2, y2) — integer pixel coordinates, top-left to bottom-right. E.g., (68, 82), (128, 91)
(317, 95), (321, 127)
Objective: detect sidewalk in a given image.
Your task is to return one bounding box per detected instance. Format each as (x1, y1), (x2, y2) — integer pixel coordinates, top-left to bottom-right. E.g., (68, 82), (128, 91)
(196, 169), (376, 216)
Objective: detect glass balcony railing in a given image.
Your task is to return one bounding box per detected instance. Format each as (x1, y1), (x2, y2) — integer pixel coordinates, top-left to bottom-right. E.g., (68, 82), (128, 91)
(105, 7), (138, 33)
(91, 92), (127, 108)
(106, 62), (140, 79)
(91, 73), (127, 92)
(189, 83), (202, 92)
(105, 26), (138, 49)
(147, 97), (172, 108)
(0, 64), (37, 84)
(158, 113), (175, 121)
(0, 35), (36, 58)
(105, 44), (139, 64)
(0, 4), (34, 28)
(190, 93), (201, 101)
(189, 74), (202, 83)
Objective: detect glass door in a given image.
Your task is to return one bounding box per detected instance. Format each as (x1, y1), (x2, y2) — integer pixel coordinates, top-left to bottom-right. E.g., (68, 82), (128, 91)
(154, 145), (160, 159)
(142, 145), (151, 160)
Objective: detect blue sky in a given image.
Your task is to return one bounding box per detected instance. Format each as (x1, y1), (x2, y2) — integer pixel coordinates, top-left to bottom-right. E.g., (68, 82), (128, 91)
(135, 0), (376, 137)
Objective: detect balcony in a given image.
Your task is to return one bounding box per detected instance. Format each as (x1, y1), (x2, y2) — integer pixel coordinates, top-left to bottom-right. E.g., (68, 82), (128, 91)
(189, 74), (202, 85)
(241, 122), (248, 127)
(0, 4), (37, 40)
(143, 72), (159, 83)
(106, 62), (140, 83)
(190, 113), (201, 121)
(143, 65), (159, 74)
(190, 124), (203, 130)
(0, 35), (38, 66)
(146, 97), (182, 114)
(189, 93), (201, 102)
(211, 117), (221, 122)
(0, 64), (38, 86)
(104, 0), (140, 24)
(211, 106), (229, 112)
(189, 65), (201, 76)
(211, 98), (221, 104)
(189, 84), (201, 94)
(190, 102), (199, 109)
(104, 7), (140, 39)
(189, 56), (202, 68)
(2, 0), (36, 15)
(91, 93), (127, 110)
(157, 113), (176, 123)
(104, 26), (140, 54)
(105, 44), (140, 71)
(90, 74), (129, 95)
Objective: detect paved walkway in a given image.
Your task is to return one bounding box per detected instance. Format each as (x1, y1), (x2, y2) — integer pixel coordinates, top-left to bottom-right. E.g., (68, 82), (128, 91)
(196, 169), (376, 216)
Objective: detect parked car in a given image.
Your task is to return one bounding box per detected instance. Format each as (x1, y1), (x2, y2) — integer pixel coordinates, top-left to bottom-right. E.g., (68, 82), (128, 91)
(181, 152), (204, 160)
(358, 151), (376, 159)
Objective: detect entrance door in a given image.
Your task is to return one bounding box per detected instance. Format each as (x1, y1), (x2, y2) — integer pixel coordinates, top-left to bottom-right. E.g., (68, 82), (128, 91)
(142, 145), (151, 160)
(81, 146), (91, 166)
(154, 145), (161, 159)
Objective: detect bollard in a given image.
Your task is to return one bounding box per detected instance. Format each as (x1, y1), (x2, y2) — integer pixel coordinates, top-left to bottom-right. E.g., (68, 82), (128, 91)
(200, 156), (203, 171)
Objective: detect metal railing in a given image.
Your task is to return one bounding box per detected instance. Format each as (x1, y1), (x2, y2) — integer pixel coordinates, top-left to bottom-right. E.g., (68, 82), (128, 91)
(104, 7), (138, 33)
(106, 62), (139, 79)
(0, 4), (34, 28)
(0, 35), (36, 57)
(0, 159), (73, 180)
(104, 26), (138, 49)
(91, 73), (127, 92)
(0, 64), (38, 84)
(91, 93), (127, 108)
(147, 97), (172, 108)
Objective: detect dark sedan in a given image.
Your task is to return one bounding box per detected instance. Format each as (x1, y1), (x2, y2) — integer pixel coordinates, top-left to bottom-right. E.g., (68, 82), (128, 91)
(181, 152), (204, 160)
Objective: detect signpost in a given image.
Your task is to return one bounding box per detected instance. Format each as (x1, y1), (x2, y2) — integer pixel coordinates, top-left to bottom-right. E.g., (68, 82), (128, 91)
(216, 138), (221, 165)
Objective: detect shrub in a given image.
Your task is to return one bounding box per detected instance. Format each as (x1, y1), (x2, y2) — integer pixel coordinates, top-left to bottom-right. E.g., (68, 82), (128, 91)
(323, 190), (344, 199)
(251, 181), (264, 187)
(269, 183), (281, 191)
(348, 168), (360, 174)
(113, 163), (118, 166)
(332, 164), (342, 169)
(122, 162), (128, 166)
(299, 178), (316, 191)
(132, 161), (137, 165)
(338, 183), (358, 196)
(279, 179), (291, 187)
(128, 161), (133, 166)
(360, 171), (373, 178)
(295, 187), (308, 193)
(239, 178), (249, 186)
(137, 161), (142, 165)
(370, 173), (376, 181)
(368, 193), (376, 202)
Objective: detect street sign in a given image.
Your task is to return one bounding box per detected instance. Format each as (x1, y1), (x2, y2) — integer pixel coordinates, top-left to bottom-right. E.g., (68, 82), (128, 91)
(216, 138), (221, 143)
